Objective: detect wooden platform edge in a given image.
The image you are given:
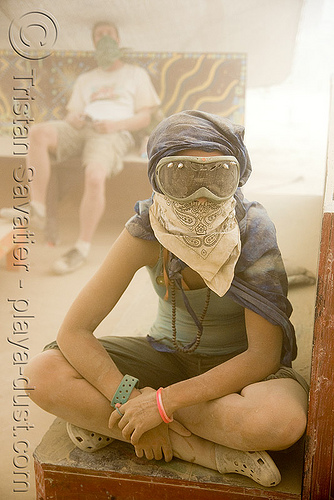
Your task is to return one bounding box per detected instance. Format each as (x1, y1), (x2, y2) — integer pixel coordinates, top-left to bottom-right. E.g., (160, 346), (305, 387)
(33, 457), (300, 500)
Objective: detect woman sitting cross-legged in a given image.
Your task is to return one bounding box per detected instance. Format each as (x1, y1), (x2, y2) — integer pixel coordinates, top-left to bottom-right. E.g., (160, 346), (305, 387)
(24, 110), (308, 488)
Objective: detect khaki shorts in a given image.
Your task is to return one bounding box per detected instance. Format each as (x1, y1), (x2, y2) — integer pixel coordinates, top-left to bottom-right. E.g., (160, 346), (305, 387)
(49, 120), (134, 177)
(44, 336), (309, 395)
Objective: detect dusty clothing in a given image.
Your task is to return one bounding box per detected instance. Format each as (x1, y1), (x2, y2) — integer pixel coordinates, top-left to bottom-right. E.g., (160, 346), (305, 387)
(44, 111), (307, 401)
(43, 337), (308, 395)
(49, 63), (160, 175)
(146, 246), (247, 356)
(126, 111), (296, 366)
(50, 120), (134, 176)
(149, 194), (241, 297)
(126, 190), (296, 366)
(67, 64), (160, 121)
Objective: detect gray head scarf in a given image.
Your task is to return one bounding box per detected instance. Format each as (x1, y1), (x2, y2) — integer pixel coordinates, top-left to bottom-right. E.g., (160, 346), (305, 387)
(147, 110), (252, 191)
(126, 111), (297, 366)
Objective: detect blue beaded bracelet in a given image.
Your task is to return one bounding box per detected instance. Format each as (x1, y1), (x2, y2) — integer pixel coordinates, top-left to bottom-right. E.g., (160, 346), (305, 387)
(111, 375), (139, 408)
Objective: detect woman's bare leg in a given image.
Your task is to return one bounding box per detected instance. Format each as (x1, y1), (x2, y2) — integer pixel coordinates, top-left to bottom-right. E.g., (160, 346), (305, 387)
(174, 378), (308, 451)
(25, 350), (221, 469)
(24, 350), (307, 475)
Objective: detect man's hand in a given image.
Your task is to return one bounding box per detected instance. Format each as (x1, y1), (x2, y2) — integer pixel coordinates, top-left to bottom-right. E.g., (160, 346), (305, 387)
(91, 107), (154, 134)
(65, 112), (86, 129)
(92, 120), (120, 134)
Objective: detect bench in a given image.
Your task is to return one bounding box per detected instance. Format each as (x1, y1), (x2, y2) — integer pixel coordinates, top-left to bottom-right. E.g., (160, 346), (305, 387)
(0, 49), (246, 243)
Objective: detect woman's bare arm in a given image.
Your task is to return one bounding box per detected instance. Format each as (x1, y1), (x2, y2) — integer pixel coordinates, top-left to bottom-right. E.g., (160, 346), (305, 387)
(56, 229), (159, 401)
(110, 309), (283, 444)
(164, 309), (283, 413)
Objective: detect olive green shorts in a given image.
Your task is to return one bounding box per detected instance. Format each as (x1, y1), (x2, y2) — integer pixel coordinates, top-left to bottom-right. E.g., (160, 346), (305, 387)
(44, 336), (309, 395)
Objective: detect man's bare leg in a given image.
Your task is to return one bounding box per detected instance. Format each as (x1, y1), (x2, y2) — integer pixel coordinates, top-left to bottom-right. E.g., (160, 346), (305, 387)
(78, 163), (108, 243)
(52, 163), (108, 273)
(28, 123), (58, 206)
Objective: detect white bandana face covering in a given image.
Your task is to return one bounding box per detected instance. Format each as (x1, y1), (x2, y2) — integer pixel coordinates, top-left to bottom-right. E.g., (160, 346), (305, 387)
(149, 193), (241, 296)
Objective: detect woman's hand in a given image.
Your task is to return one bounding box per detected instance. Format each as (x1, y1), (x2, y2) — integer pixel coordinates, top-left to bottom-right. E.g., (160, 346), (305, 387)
(108, 387), (164, 445)
(134, 423), (173, 462)
(124, 409), (191, 462)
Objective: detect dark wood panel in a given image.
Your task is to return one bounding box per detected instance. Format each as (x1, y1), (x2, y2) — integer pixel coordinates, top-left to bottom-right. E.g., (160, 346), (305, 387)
(302, 78), (334, 500)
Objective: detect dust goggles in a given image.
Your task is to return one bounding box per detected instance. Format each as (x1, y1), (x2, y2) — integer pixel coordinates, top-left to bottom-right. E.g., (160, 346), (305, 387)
(155, 155), (240, 202)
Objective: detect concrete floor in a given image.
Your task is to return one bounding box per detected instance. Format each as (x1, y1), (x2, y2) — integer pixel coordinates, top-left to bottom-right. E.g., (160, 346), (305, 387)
(0, 184), (322, 498)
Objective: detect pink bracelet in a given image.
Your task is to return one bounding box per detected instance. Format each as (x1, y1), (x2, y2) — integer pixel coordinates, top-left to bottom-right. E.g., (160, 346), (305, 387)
(156, 387), (173, 423)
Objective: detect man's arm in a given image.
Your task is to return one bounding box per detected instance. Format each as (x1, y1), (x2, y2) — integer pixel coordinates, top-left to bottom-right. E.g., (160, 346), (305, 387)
(65, 111), (86, 129)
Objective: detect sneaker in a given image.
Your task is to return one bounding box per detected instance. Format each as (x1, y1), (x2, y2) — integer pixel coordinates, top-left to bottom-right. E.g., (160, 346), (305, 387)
(0, 206), (45, 230)
(52, 248), (86, 275)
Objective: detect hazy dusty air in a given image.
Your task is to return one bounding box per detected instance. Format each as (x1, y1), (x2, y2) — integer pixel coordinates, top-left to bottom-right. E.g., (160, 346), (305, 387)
(0, 0), (333, 498)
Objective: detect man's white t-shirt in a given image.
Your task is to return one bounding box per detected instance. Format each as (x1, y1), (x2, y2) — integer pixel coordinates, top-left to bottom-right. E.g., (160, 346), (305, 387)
(67, 63), (160, 121)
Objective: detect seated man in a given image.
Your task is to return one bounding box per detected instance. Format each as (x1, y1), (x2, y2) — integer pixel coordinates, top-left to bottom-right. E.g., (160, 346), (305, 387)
(2, 20), (160, 274)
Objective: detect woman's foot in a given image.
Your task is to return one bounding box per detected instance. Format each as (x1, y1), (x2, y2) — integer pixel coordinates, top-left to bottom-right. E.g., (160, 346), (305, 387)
(66, 422), (114, 452)
(67, 421), (281, 487)
(215, 444), (281, 487)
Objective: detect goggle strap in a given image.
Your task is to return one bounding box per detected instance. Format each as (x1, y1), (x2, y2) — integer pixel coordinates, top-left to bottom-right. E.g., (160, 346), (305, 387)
(174, 277), (204, 334)
(163, 248), (170, 300)
(162, 249), (189, 301)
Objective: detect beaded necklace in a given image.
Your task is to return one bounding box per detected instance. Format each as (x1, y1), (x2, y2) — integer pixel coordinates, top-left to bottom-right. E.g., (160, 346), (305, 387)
(170, 279), (211, 353)
(161, 248), (211, 353)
